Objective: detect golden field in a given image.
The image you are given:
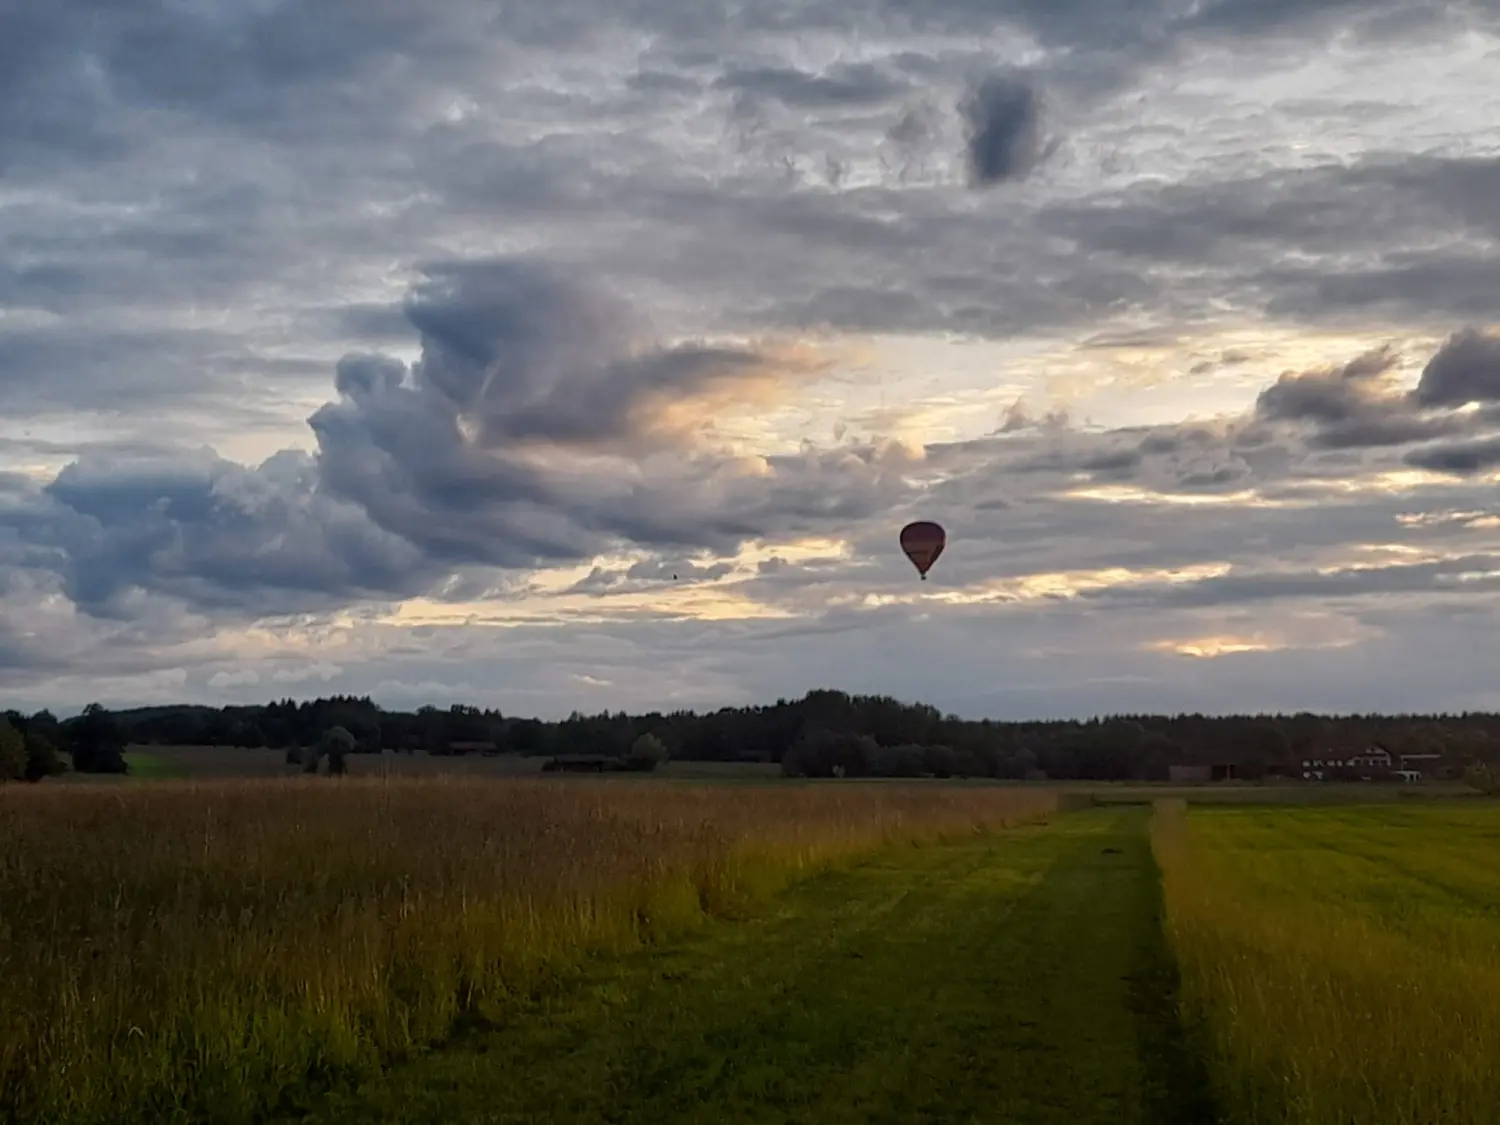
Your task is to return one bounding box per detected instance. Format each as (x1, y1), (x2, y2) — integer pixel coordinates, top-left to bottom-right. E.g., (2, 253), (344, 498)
(0, 777), (1055, 1125)
(1153, 799), (1500, 1125)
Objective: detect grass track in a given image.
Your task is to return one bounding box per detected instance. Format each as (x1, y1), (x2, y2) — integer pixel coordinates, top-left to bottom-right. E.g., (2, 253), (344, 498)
(283, 809), (1211, 1125)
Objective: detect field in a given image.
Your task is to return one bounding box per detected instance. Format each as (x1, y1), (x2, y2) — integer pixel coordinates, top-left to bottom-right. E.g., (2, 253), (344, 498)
(1152, 801), (1500, 1125)
(104, 746), (1473, 800)
(0, 777), (1053, 1125)
(104, 746), (787, 782)
(4, 770), (1499, 1125)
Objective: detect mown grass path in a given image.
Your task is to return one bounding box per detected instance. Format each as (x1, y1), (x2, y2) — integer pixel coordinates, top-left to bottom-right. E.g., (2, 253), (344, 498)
(282, 809), (1212, 1125)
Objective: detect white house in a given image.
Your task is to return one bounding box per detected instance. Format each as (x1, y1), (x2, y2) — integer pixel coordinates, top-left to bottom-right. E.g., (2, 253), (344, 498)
(1301, 746), (1392, 780)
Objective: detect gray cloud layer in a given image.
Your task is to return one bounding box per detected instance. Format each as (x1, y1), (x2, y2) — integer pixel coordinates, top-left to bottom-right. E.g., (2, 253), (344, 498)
(4, 0), (1500, 713)
(4, 259), (921, 619)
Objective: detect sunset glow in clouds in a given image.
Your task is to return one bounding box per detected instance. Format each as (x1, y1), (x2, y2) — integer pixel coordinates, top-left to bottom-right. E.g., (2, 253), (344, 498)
(3, 0), (1500, 717)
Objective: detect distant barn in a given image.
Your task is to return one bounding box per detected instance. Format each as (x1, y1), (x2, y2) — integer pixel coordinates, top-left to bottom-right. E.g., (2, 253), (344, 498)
(446, 740), (500, 756)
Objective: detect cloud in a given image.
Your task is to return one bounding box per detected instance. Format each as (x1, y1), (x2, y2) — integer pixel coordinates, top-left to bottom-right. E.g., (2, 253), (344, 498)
(32, 448), (431, 617)
(1254, 347), (1401, 425)
(6, 0), (1500, 717)
(2, 259), (918, 619)
(961, 74), (1046, 186)
(1413, 328), (1500, 408)
(1248, 340), (1492, 451)
(1405, 437), (1500, 475)
(714, 63), (908, 109)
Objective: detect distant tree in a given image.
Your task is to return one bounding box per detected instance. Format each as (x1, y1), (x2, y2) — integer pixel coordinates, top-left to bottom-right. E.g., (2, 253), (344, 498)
(626, 733), (669, 772)
(66, 704), (127, 774)
(23, 731), (66, 782)
(0, 719), (25, 782)
(320, 726), (356, 776)
(1464, 762), (1500, 795)
(302, 745), (322, 774)
(781, 728), (879, 778)
(285, 745), (303, 767)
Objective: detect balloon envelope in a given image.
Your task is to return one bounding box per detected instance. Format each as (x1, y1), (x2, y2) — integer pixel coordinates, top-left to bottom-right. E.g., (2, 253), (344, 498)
(900, 521), (946, 578)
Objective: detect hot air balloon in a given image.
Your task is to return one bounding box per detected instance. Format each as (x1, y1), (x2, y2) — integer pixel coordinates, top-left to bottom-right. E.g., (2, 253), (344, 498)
(900, 521), (946, 580)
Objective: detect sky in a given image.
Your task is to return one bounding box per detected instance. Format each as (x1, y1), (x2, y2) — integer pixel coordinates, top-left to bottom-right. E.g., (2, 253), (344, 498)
(3, 0), (1500, 720)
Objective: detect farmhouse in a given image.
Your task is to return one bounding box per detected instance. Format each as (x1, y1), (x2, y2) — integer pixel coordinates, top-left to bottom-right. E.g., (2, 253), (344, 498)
(1302, 744), (1402, 780)
(1349, 746), (1393, 770)
(1301, 754), (1349, 780)
(1398, 752), (1445, 779)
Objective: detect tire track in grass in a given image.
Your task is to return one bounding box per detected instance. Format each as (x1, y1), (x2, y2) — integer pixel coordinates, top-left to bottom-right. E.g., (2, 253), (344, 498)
(278, 809), (1215, 1125)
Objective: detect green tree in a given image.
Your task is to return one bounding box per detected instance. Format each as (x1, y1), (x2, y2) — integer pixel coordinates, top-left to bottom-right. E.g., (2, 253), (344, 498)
(23, 731), (66, 782)
(68, 704), (127, 774)
(626, 732), (669, 772)
(320, 726), (356, 776)
(1464, 762), (1500, 795)
(0, 719), (25, 782)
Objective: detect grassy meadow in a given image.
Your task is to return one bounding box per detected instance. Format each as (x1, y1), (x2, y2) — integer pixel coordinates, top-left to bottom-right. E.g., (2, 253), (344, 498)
(0, 777), (1054, 1125)
(9, 760), (1500, 1125)
(1153, 800), (1500, 1125)
(104, 745), (787, 782)
(284, 808), (1206, 1125)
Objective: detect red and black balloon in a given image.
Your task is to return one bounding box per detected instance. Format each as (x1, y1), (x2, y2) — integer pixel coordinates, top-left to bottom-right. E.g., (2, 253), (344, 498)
(899, 521), (946, 580)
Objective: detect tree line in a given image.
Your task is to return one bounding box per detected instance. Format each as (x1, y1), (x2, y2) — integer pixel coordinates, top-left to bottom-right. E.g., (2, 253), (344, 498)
(6, 690), (1500, 782)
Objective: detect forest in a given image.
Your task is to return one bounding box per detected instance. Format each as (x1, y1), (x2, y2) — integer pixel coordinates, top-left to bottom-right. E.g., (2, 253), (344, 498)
(5, 690), (1500, 781)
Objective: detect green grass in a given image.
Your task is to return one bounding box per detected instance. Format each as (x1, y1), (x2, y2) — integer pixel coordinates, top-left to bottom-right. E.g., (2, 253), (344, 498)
(0, 780), (1051, 1125)
(121, 750), (192, 779)
(279, 808), (1210, 1125)
(1153, 800), (1500, 1125)
(26, 772), (1497, 1125)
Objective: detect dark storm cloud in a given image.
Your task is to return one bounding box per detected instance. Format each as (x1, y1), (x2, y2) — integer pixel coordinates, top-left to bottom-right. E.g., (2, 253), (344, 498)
(1405, 437), (1500, 475)
(388, 258), (763, 449)
(32, 450), (431, 616)
(1413, 329), (1500, 408)
(1247, 340), (1493, 452)
(961, 75), (1045, 186)
(1254, 347), (1399, 425)
(4, 260), (916, 618)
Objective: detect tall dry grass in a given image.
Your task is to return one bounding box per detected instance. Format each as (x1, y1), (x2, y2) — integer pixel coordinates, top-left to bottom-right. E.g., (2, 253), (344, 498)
(1152, 800), (1500, 1125)
(0, 777), (1053, 1125)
